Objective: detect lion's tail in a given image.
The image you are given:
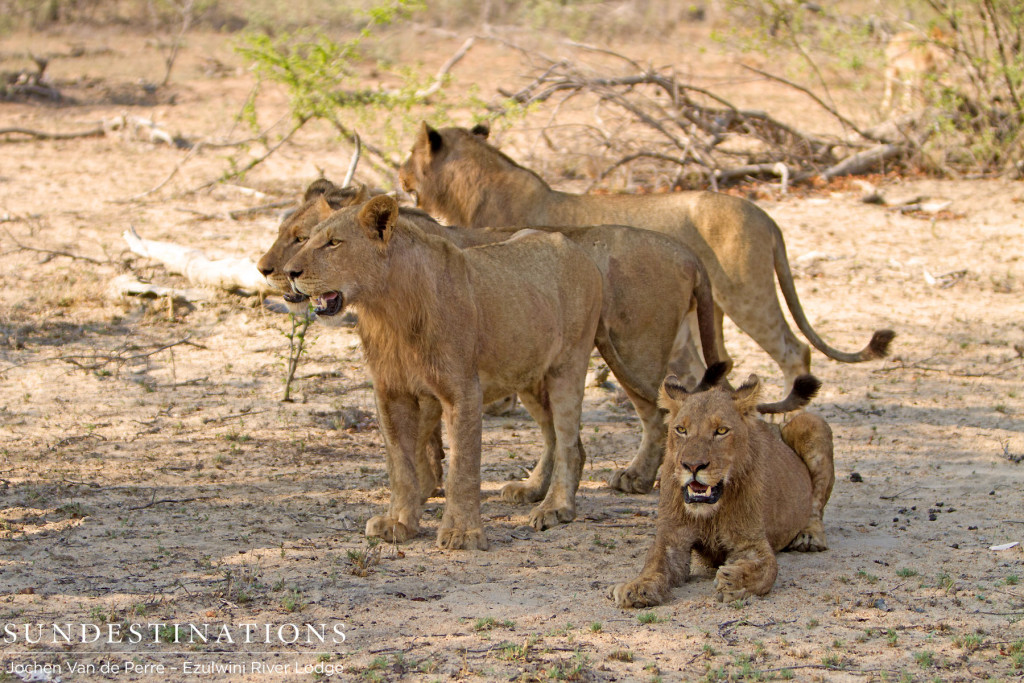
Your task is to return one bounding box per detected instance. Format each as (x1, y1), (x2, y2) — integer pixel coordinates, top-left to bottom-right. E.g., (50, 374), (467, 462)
(692, 255), (722, 371)
(757, 374), (821, 414)
(773, 232), (895, 363)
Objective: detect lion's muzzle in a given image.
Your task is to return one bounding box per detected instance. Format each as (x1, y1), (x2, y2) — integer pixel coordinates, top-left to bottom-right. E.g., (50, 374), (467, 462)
(312, 292), (344, 317)
(683, 479), (723, 505)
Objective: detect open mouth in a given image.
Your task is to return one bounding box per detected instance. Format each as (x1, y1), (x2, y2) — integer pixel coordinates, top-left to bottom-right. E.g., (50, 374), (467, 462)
(283, 292), (308, 304)
(683, 480), (723, 505)
(312, 292), (343, 316)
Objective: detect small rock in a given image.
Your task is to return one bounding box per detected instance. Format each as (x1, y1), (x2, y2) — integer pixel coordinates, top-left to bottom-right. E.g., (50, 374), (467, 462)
(873, 598), (891, 612)
(849, 472), (863, 483)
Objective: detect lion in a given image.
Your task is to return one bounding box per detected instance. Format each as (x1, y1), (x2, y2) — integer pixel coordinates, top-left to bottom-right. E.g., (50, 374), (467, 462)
(256, 181), (445, 503)
(314, 181), (722, 494)
(283, 195), (603, 549)
(882, 27), (952, 111)
(399, 123), (895, 391)
(610, 362), (835, 607)
(257, 179), (366, 314)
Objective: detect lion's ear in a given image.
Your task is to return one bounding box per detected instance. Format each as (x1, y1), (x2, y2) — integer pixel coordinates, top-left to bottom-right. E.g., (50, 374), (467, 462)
(351, 183), (370, 203)
(470, 123), (490, 139)
(304, 178), (337, 202)
(731, 374), (762, 416)
(358, 195), (399, 244)
(420, 121), (443, 154)
(315, 194), (334, 222)
(658, 374), (690, 416)
(325, 183), (370, 210)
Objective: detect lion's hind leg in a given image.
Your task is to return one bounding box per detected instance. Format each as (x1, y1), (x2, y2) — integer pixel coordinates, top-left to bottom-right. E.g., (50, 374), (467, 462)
(781, 412), (835, 552)
(500, 389), (555, 505)
(524, 368), (588, 531)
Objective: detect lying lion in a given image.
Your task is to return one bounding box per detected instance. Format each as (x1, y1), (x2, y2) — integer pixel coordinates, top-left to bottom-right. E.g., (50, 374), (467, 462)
(283, 195), (603, 549)
(611, 363), (835, 606)
(259, 179), (723, 495)
(399, 123), (894, 390)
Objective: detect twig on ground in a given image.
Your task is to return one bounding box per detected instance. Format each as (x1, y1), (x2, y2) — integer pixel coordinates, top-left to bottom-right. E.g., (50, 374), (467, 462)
(201, 409), (269, 424)
(880, 486), (919, 500)
(128, 495), (211, 510)
(0, 126), (105, 141)
(3, 227), (107, 265)
(60, 336), (205, 373)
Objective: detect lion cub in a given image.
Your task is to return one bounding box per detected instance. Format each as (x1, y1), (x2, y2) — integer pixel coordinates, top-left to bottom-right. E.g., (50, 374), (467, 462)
(284, 196), (603, 550)
(611, 363), (834, 606)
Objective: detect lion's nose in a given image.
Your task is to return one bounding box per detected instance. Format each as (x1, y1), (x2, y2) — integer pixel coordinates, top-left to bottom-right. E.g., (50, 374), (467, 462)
(286, 268), (303, 281)
(683, 462), (708, 475)
(257, 265), (273, 277)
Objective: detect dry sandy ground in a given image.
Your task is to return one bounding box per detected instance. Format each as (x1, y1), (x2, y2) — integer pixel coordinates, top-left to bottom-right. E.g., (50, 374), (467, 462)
(1, 23), (1023, 683)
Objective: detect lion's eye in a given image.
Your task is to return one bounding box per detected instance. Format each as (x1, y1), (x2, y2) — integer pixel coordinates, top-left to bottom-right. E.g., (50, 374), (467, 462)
(674, 425), (687, 436)
(715, 426), (729, 436)
(329, 238), (344, 247)
(294, 236), (307, 244)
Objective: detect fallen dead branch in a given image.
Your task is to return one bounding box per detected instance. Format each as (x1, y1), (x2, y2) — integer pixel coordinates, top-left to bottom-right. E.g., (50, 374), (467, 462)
(109, 274), (212, 303)
(0, 125), (105, 140)
(489, 41), (933, 188)
(122, 226), (270, 294)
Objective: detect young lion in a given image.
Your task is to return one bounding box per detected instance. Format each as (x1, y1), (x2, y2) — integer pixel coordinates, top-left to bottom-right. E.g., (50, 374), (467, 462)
(256, 181), (445, 503)
(611, 363), (835, 607)
(257, 179), (362, 313)
(399, 123), (894, 391)
(284, 196), (603, 550)
(290, 180), (722, 495)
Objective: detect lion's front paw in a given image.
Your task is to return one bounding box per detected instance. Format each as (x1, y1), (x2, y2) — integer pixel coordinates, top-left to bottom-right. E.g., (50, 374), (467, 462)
(609, 578), (665, 608)
(713, 564), (762, 603)
(436, 524), (489, 550)
(608, 467), (655, 494)
(501, 480), (545, 504)
(786, 520), (827, 552)
(365, 515), (416, 543)
(528, 501), (575, 531)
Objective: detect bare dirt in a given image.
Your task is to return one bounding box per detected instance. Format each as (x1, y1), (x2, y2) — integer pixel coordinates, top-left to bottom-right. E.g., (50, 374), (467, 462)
(1, 22), (1023, 683)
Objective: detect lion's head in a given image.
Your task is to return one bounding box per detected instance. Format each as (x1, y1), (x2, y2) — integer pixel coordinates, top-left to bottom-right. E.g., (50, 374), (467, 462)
(658, 363), (765, 516)
(399, 122), (521, 222)
(257, 179), (368, 314)
(283, 195), (399, 328)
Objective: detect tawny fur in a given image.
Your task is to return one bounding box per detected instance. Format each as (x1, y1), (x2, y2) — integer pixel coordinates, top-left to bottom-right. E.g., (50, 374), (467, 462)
(882, 28), (952, 111)
(256, 184), (446, 502)
(283, 196), (603, 550)
(312, 181), (724, 494)
(399, 124), (895, 390)
(610, 371), (834, 607)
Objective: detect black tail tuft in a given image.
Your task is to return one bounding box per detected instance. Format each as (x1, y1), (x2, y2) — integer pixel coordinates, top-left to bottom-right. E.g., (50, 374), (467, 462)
(869, 329), (896, 359)
(791, 374), (822, 402)
(757, 373), (821, 414)
(696, 361), (730, 392)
